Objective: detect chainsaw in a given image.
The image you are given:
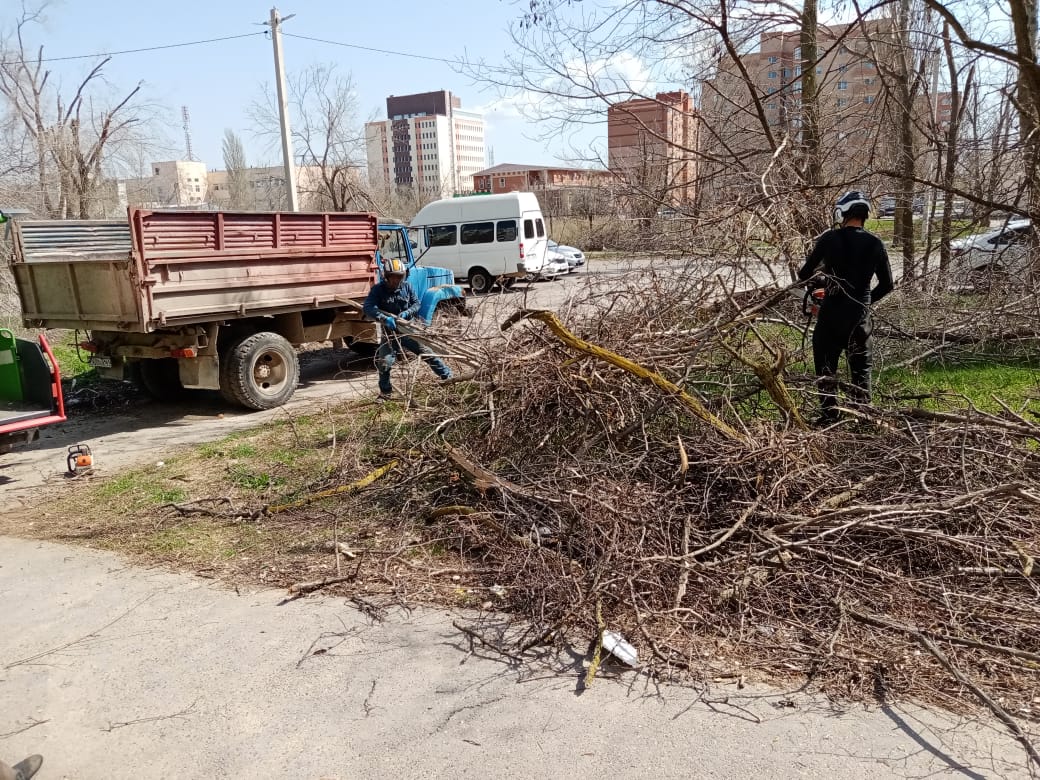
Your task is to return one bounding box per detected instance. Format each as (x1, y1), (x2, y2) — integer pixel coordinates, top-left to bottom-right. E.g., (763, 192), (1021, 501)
(67, 444), (93, 476)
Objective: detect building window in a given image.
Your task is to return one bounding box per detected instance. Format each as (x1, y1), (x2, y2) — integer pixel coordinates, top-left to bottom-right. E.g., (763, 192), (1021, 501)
(794, 65), (801, 76)
(838, 64), (848, 72)
(864, 95), (875, 104)
(768, 71), (777, 79)
(864, 78), (874, 85)
(816, 66), (822, 74)
(837, 81), (848, 90)
(427, 225), (457, 247)
(195, 185), (200, 192)
(793, 82), (802, 92)
(782, 68), (790, 78)
(496, 220), (517, 241)
(793, 46), (801, 58)
(767, 87), (777, 94)
(154, 167), (160, 176)
(499, 177), (506, 187)
(837, 98), (849, 107)
(768, 56), (778, 64)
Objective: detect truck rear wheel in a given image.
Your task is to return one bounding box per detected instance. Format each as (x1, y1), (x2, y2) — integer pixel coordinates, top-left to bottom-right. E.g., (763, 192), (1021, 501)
(136, 358), (187, 402)
(220, 332), (299, 410)
(468, 267), (493, 295)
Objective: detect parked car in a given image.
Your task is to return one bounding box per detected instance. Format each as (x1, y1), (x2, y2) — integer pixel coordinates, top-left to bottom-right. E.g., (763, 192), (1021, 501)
(528, 256), (569, 281)
(547, 239), (585, 272)
(949, 219), (1032, 288)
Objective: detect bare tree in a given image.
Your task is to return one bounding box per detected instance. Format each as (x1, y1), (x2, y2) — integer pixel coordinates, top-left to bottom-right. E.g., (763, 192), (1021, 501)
(251, 63), (374, 212)
(220, 129), (251, 210)
(0, 2), (152, 218)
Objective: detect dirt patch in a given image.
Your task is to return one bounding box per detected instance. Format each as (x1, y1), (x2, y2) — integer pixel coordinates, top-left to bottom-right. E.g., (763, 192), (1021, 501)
(0, 389), (490, 612)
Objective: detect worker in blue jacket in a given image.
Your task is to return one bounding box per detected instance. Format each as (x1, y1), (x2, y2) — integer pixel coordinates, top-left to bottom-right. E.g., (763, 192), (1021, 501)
(363, 257), (452, 399)
(798, 190), (894, 424)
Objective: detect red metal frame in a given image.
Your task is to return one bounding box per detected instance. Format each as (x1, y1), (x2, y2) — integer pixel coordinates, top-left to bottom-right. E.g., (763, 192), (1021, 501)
(0, 333), (67, 436)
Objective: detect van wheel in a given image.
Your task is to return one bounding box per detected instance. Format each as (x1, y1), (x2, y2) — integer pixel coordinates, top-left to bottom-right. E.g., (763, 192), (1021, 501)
(468, 268), (493, 295)
(219, 332), (299, 410)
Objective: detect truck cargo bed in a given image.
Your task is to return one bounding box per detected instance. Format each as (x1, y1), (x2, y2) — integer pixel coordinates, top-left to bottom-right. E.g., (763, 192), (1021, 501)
(11, 210), (379, 332)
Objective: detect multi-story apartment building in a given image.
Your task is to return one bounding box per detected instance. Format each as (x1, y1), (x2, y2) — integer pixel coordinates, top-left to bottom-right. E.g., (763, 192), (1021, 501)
(365, 90), (486, 199)
(701, 20), (950, 200)
(606, 91), (699, 207)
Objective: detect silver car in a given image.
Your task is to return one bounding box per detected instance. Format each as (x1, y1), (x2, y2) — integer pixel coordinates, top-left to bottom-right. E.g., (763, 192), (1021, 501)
(547, 240), (585, 272)
(950, 219), (1031, 287)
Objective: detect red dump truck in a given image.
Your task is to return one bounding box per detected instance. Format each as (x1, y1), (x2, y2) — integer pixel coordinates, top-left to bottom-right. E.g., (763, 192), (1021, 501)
(8, 209), (462, 410)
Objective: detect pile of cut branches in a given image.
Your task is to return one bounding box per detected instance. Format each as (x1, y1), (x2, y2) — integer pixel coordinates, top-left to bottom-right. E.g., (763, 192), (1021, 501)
(390, 271), (1040, 765)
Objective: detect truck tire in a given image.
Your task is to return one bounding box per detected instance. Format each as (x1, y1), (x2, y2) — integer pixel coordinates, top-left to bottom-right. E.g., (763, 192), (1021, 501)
(219, 332), (299, 410)
(136, 358), (188, 402)
(468, 267), (493, 295)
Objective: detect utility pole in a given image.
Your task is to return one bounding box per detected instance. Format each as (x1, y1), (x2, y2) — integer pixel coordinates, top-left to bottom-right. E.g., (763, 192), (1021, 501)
(267, 7), (299, 211)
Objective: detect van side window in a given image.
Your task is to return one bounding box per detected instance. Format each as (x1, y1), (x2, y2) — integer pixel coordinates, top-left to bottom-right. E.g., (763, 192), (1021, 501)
(524, 219), (535, 239)
(461, 221), (495, 245)
(535, 219), (545, 238)
(496, 220), (517, 242)
(427, 225), (457, 247)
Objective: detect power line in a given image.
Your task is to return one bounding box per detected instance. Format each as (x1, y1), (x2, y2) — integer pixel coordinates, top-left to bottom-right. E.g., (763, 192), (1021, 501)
(283, 32), (462, 66)
(9, 32), (265, 65)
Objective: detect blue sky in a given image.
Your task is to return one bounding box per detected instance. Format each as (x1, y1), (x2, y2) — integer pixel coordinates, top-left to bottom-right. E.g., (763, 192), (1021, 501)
(19, 0), (611, 173)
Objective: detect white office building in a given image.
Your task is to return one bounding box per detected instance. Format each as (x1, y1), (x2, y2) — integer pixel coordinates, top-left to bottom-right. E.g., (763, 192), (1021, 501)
(365, 90), (486, 199)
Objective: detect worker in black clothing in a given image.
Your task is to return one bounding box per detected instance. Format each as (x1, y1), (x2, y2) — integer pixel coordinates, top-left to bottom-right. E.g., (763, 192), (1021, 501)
(798, 191), (894, 423)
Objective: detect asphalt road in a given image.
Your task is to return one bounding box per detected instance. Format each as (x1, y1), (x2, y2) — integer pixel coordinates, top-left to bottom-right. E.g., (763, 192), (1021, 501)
(0, 536), (1028, 779)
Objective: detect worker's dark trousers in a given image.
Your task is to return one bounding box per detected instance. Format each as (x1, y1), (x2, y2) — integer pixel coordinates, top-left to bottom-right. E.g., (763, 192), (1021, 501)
(812, 308), (872, 419)
(376, 336), (451, 394)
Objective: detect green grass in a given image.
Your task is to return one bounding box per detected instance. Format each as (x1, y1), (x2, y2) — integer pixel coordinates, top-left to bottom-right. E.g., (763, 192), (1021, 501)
(95, 464), (189, 507)
(879, 357), (1040, 412)
(48, 333), (96, 381)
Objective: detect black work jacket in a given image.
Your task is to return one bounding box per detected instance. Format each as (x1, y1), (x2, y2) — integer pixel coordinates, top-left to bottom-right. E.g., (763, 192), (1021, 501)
(798, 227), (894, 312)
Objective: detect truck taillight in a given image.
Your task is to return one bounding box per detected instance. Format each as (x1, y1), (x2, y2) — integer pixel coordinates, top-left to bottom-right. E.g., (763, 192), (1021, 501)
(519, 242), (525, 259)
(170, 348), (197, 358)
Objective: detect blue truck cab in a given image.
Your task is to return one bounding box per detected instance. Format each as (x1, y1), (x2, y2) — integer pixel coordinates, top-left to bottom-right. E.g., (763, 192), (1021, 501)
(374, 223), (465, 324)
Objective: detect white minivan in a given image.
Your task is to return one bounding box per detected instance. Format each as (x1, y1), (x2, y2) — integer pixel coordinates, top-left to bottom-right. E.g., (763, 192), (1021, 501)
(409, 192), (550, 293)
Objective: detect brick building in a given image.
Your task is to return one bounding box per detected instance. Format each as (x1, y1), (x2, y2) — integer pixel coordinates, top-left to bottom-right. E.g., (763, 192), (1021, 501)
(700, 20), (950, 200)
(607, 91), (699, 207)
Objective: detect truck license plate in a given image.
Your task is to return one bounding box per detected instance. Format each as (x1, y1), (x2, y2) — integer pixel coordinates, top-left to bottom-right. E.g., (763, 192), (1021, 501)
(88, 355), (113, 368)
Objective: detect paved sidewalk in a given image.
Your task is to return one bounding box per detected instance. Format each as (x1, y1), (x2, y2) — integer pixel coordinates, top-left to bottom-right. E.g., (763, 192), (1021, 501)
(0, 537), (1026, 779)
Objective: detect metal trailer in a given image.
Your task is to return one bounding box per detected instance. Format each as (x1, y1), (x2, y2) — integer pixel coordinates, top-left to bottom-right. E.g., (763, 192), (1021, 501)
(0, 331), (66, 454)
(9, 209), (462, 410)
